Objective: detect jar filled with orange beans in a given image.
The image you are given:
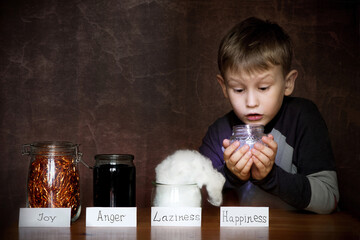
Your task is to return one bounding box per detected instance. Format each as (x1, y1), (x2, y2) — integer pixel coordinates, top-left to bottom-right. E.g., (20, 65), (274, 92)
(22, 141), (82, 221)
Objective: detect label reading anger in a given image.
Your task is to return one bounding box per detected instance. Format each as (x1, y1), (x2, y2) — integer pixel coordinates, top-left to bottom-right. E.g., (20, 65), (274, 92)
(86, 207), (137, 227)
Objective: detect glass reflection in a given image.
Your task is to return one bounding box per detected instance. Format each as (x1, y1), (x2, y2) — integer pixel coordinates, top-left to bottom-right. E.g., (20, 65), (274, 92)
(86, 227), (136, 240)
(151, 226), (201, 240)
(220, 227), (269, 240)
(19, 227), (71, 240)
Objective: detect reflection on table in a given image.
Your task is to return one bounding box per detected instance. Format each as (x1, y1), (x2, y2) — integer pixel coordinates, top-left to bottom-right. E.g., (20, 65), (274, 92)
(7, 207), (360, 240)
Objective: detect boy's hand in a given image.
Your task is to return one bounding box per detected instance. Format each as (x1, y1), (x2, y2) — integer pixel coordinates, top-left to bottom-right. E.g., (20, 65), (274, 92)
(250, 134), (277, 180)
(223, 139), (253, 181)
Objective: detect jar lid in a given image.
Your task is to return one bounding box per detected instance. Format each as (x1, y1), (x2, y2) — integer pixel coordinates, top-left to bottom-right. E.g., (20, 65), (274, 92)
(30, 141), (77, 148)
(22, 141), (80, 156)
(232, 124), (264, 130)
(94, 154), (134, 165)
(95, 154), (134, 160)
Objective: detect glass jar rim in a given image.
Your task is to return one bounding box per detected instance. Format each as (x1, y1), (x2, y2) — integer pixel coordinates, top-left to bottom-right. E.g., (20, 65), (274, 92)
(152, 181), (198, 186)
(28, 141), (77, 148)
(22, 141), (80, 156)
(94, 154), (134, 166)
(95, 154), (134, 161)
(233, 124), (264, 129)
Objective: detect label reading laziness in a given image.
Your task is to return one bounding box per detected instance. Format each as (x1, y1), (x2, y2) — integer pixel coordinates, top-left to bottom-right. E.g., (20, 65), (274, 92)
(151, 207), (201, 226)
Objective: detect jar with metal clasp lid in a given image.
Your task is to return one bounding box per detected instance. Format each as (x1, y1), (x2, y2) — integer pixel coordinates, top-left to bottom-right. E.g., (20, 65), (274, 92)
(230, 124), (265, 149)
(22, 141), (83, 221)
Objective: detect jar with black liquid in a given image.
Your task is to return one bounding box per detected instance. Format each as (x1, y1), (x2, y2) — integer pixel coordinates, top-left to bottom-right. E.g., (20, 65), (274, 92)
(93, 154), (136, 207)
(230, 125), (265, 149)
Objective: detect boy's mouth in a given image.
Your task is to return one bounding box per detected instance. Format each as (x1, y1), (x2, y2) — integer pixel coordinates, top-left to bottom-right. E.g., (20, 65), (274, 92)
(246, 114), (263, 121)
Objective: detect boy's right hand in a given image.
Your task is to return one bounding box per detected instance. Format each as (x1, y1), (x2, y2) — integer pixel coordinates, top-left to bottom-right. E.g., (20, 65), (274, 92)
(223, 139), (253, 181)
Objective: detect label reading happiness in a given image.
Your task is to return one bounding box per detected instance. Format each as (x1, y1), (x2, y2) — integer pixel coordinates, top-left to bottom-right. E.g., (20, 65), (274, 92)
(151, 207), (202, 227)
(86, 207), (137, 227)
(220, 207), (269, 227)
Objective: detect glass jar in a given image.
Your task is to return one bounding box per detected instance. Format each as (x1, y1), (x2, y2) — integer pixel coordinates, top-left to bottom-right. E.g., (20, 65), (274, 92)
(93, 154), (136, 207)
(230, 124), (265, 149)
(22, 141), (82, 222)
(151, 182), (201, 207)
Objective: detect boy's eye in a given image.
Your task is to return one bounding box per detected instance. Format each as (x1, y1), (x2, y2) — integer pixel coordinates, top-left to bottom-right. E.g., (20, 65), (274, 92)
(259, 86), (269, 91)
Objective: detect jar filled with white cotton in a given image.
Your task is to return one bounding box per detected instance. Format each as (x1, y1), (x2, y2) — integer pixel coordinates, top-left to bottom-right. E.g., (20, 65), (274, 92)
(151, 182), (201, 207)
(152, 149), (225, 208)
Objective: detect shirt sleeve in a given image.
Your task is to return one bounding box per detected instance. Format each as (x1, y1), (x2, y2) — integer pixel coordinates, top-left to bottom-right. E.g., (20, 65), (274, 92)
(199, 123), (224, 170)
(251, 164), (313, 210)
(199, 113), (247, 188)
(252, 99), (339, 213)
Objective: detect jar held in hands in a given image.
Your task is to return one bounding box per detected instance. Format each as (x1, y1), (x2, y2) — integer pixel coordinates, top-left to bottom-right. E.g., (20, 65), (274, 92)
(229, 124), (265, 149)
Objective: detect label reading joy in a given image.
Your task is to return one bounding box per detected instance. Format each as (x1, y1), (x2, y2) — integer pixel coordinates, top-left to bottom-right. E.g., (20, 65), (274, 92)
(220, 207), (269, 227)
(19, 208), (71, 227)
(86, 207), (137, 227)
(151, 207), (201, 227)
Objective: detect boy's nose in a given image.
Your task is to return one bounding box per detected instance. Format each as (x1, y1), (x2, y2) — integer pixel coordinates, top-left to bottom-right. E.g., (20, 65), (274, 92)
(246, 91), (259, 108)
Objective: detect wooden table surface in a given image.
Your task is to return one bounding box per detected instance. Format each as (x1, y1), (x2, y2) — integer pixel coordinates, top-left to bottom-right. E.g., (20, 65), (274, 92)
(3, 207), (360, 239)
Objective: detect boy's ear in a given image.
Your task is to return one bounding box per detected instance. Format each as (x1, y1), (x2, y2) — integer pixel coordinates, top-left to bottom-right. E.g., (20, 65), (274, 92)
(216, 74), (229, 98)
(284, 70), (298, 96)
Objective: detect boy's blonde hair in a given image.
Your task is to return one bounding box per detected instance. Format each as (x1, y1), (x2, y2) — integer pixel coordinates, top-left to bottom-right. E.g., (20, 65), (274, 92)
(218, 17), (293, 78)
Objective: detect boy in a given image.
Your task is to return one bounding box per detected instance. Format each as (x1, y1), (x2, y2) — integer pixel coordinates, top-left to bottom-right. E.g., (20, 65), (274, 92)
(199, 17), (339, 214)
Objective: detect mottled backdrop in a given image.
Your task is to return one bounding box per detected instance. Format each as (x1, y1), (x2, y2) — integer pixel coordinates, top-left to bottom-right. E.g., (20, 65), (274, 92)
(0, 0), (359, 228)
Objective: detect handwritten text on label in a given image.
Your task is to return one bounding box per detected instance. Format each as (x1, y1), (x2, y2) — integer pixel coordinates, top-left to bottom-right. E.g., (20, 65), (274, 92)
(37, 213), (56, 222)
(86, 207), (137, 227)
(151, 207), (202, 227)
(220, 207), (269, 227)
(19, 208), (71, 227)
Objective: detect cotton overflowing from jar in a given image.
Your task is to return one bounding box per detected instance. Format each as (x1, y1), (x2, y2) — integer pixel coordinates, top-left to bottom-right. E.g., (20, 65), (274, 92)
(23, 141), (82, 221)
(152, 149), (225, 207)
(230, 124), (265, 149)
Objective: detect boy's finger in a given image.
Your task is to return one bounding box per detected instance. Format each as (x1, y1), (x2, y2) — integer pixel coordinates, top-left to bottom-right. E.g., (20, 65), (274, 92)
(243, 158), (253, 174)
(252, 156), (266, 171)
(251, 148), (268, 166)
(234, 151), (251, 171)
(223, 139), (231, 148)
(230, 144), (251, 163)
(224, 140), (240, 156)
(262, 136), (277, 150)
(223, 141), (240, 164)
(266, 134), (274, 140)
(252, 144), (273, 161)
(237, 152), (253, 173)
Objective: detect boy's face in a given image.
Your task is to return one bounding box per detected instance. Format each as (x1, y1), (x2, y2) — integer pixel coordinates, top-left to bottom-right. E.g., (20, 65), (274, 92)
(217, 65), (297, 126)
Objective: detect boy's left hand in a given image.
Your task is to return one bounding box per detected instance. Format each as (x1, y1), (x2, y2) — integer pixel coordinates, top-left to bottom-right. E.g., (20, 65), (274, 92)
(250, 134), (277, 180)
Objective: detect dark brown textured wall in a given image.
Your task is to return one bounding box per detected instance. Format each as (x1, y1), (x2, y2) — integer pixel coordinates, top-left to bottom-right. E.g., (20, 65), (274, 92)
(1, 0), (359, 227)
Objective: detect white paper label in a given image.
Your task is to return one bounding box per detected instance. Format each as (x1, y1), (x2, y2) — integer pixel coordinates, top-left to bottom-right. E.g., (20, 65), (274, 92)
(151, 207), (201, 227)
(19, 208), (71, 227)
(86, 207), (137, 227)
(220, 207), (269, 227)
